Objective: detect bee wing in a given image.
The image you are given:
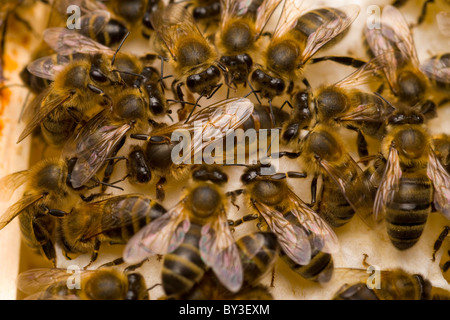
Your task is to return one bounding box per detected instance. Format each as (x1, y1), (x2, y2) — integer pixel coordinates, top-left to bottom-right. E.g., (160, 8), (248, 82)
(200, 206), (243, 293)
(420, 56), (450, 85)
(150, 3), (206, 59)
(319, 154), (377, 227)
(0, 193), (45, 231)
(220, 0), (241, 31)
(300, 4), (360, 66)
(43, 27), (113, 56)
(286, 189), (339, 254)
(17, 87), (75, 144)
(381, 5), (420, 68)
(373, 145), (402, 222)
(254, 0), (283, 37)
(338, 96), (393, 123)
(81, 195), (164, 240)
(272, 0), (304, 40)
(334, 55), (385, 89)
(253, 200), (312, 265)
(363, 27), (399, 92)
(16, 268), (86, 295)
(0, 170), (29, 201)
(62, 110), (131, 189)
(54, 0), (108, 15)
(428, 148), (450, 219)
(123, 200), (190, 264)
(26, 55), (71, 81)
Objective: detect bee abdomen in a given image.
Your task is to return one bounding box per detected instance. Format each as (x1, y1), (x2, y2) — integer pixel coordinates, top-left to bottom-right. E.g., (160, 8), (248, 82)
(318, 179), (354, 228)
(280, 250), (334, 283)
(162, 224), (206, 296)
(385, 174), (432, 250)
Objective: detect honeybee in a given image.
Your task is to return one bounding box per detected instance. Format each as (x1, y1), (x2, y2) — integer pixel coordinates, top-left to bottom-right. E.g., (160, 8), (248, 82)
(368, 102), (450, 250)
(127, 97), (255, 201)
(432, 225), (450, 284)
(123, 164), (244, 297)
(149, 3), (228, 121)
(165, 231), (278, 300)
(281, 123), (376, 229)
(60, 85), (157, 190)
(17, 29), (129, 147)
(216, 0), (282, 88)
(51, 0), (129, 47)
(364, 5), (448, 110)
(333, 266), (450, 300)
(251, 1), (360, 102)
(392, 0), (450, 27)
(0, 157), (107, 265)
(228, 164), (339, 283)
(17, 267), (149, 300)
(281, 56), (390, 159)
(57, 193), (167, 267)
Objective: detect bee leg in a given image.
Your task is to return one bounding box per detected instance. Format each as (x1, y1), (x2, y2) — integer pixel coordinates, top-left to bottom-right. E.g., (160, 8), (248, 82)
(80, 193), (105, 202)
(433, 226), (450, 261)
(184, 93), (204, 124)
(84, 239), (101, 269)
(417, 0), (435, 26)
(279, 100), (293, 111)
(156, 177), (167, 202)
(309, 56), (367, 69)
(310, 173), (319, 207)
(245, 80), (261, 104)
(124, 258), (149, 272)
(40, 205), (68, 217)
(274, 151), (301, 159)
(87, 84), (113, 107)
(226, 189), (245, 211)
(270, 266), (276, 288)
(32, 217), (56, 266)
(356, 130), (369, 164)
(228, 213), (259, 228)
(442, 258), (450, 273)
(98, 257), (125, 269)
(101, 136), (127, 192)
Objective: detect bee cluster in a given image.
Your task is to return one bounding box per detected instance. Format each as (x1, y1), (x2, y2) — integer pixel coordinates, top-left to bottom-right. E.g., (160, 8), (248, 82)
(0, 0), (450, 300)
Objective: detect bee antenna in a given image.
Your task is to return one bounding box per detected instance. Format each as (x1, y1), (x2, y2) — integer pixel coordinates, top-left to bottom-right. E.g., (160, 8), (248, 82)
(374, 92), (396, 109)
(111, 31), (131, 67)
(147, 283), (162, 292)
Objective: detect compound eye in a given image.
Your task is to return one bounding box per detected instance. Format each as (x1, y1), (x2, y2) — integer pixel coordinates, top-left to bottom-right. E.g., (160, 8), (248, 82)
(90, 68), (108, 83)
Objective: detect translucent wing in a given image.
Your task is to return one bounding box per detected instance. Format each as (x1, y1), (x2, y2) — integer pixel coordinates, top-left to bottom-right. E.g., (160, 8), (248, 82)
(254, 0), (283, 36)
(428, 149), (450, 219)
(43, 27), (113, 56)
(272, 0), (304, 40)
(200, 206), (243, 293)
(373, 145), (402, 222)
(420, 55), (450, 85)
(150, 98), (254, 163)
(334, 55), (385, 89)
(123, 200), (190, 264)
(16, 268), (84, 295)
(220, 0), (242, 31)
(80, 194), (165, 240)
(286, 189), (339, 254)
(319, 154), (377, 227)
(300, 5), (360, 66)
(26, 55), (71, 81)
(0, 193), (45, 231)
(17, 87), (75, 143)
(150, 3), (207, 59)
(253, 200), (312, 265)
(0, 170), (29, 201)
(381, 5), (420, 69)
(363, 27), (399, 92)
(62, 110), (132, 188)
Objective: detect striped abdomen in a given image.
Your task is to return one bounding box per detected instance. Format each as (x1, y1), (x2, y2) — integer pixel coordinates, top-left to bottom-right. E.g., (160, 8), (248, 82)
(279, 211), (334, 283)
(236, 231), (279, 285)
(162, 223), (207, 297)
(19, 205), (56, 263)
(294, 7), (350, 48)
(385, 170), (432, 250)
(98, 196), (166, 242)
(317, 163), (359, 228)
